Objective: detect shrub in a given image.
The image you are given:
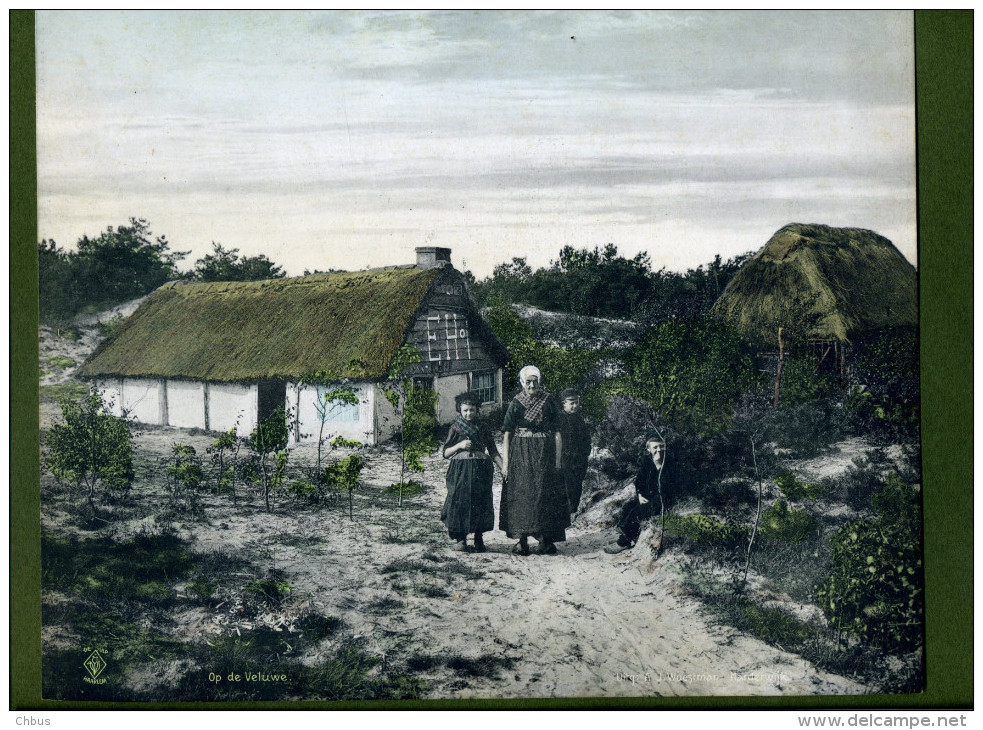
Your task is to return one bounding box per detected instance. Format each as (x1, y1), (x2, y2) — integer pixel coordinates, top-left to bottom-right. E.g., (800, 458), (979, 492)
(485, 303), (603, 396)
(286, 479), (320, 501)
(45, 393), (134, 503)
(663, 513), (749, 550)
(700, 479), (756, 517)
(816, 475), (923, 655)
(767, 400), (848, 458)
(47, 355), (77, 370)
(594, 395), (663, 479)
(207, 429), (241, 499)
(774, 471), (826, 502)
(245, 571), (292, 606)
(595, 395), (761, 499)
(324, 453), (365, 520)
(847, 326), (920, 444)
(97, 315), (125, 338)
(58, 325), (82, 342)
(779, 352), (839, 407)
(835, 448), (892, 512)
(757, 500), (819, 543)
(166, 444), (205, 514)
(618, 315), (759, 433)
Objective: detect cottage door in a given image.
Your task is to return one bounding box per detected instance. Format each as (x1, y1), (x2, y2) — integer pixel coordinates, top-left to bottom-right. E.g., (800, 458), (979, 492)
(257, 380), (287, 423)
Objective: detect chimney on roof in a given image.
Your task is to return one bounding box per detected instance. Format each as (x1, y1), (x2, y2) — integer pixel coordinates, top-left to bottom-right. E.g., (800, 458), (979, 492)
(415, 247), (452, 267)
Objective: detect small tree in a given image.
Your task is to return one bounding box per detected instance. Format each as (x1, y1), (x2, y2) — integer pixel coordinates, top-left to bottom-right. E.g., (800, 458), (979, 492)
(206, 428), (241, 504)
(323, 438), (365, 520)
(247, 407), (290, 512)
(166, 443), (205, 515)
(299, 369), (361, 473)
(45, 393), (134, 506)
(383, 345), (438, 506)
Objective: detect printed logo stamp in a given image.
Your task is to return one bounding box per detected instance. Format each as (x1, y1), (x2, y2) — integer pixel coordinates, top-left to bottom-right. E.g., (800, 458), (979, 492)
(83, 650), (108, 684)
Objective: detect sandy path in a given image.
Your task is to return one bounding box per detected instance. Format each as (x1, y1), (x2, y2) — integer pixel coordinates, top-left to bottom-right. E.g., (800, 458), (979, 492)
(173, 439), (864, 700)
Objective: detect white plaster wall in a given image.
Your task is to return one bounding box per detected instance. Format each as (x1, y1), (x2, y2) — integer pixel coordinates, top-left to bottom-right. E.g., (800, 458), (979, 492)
(295, 383), (374, 446)
(93, 379), (123, 417)
(435, 373), (469, 424)
(166, 380), (206, 430)
(208, 383), (257, 435)
(286, 382), (302, 445)
(121, 378), (164, 425)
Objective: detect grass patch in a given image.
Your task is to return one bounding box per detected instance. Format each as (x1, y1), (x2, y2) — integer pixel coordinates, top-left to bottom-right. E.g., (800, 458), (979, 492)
(414, 583), (450, 599)
(380, 527), (431, 544)
(165, 638), (424, 701)
(47, 355), (78, 369)
(379, 558), (433, 575)
(750, 539), (833, 604)
(297, 613), (344, 644)
(58, 325), (82, 342)
(42, 529), (194, 606)
(406, 652), (515, 679)
(40, 381), (89, 404)
(663, 512), (750, 550)
(379, 556), (484, 581)
(41, 599), (184, 701)
(684, 569), (921, 693)
(366, 596), (405, 615)
(244, 571), (291, 606)
(384, 481), (425, 497)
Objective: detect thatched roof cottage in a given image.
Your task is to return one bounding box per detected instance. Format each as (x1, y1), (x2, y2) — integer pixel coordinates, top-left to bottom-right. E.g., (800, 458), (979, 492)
(78, 248), (508, 445)
(712, 223), (917, 349)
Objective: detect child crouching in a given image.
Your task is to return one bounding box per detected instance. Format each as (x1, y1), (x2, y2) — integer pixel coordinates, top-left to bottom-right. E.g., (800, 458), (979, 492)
(441, 392), (503, 552)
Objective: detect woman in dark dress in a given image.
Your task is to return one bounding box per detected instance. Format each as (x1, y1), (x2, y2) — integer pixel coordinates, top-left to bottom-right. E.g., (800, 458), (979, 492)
(441, 392), (503, 553)
(500, 365), (569, 556)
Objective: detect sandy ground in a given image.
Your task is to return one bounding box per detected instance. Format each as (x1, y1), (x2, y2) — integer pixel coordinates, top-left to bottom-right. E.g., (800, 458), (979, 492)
(38, 314), (870, 700)
(41, 427), (866, 700)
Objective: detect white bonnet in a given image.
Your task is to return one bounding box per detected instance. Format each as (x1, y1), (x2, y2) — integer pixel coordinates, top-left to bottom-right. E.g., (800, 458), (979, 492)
(518, 365), (542, 383)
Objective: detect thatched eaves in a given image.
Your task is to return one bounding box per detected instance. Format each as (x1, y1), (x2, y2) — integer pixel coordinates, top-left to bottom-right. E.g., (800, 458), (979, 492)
(78, 267), (444, 382)
(712, 224), (917, 345)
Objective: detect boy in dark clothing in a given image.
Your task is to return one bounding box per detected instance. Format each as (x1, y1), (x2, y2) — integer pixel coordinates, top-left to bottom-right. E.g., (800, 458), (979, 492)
(604, 431), (673, 553)
(557, 388), (591, 516)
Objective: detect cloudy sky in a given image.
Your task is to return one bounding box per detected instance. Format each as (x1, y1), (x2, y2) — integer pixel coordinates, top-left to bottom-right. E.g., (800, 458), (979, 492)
(36, 10), (915, 278)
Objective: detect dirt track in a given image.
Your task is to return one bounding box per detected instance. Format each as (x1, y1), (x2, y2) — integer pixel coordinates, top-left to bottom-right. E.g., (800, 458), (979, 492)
(116, 432), (865, 700)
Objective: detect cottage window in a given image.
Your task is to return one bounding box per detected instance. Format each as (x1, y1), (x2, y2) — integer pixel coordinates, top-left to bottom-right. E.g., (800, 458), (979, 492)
(474, 372), (497, 404)
(318, 385), (361, 423)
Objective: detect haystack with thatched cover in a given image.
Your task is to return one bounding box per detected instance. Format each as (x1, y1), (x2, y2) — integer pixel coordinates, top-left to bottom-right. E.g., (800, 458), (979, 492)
(78, 248), (508, 444)
(712, 223), (917, 347)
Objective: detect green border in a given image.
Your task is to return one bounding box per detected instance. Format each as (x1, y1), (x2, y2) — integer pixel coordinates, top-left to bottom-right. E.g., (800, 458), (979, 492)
(10, 10), (973, 710)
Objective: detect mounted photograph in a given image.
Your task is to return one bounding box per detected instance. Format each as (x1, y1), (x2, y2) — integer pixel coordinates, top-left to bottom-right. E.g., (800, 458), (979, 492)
(34, 10), (922, 703)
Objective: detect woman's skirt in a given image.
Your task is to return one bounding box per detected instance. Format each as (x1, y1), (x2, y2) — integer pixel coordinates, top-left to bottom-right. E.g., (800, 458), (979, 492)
(441, 458), (495, 539)
(499, 435), (570, 541)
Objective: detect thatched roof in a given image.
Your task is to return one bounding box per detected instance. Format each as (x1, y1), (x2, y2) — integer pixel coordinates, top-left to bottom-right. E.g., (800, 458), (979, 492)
(78, 267), (445, 382)
(712, 224), (917, 345)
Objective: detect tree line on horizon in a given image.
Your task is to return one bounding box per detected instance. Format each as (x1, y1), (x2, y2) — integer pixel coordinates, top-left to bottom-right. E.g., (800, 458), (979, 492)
(39, 218), (285, 323)
(38, 219), (751, 326)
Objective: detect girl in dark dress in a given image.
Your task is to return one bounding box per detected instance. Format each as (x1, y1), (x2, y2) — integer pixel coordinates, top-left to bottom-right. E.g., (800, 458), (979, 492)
(500, 365), (569, 556)
(441, 392), (503, 553)
(557, 388), (591, 517)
